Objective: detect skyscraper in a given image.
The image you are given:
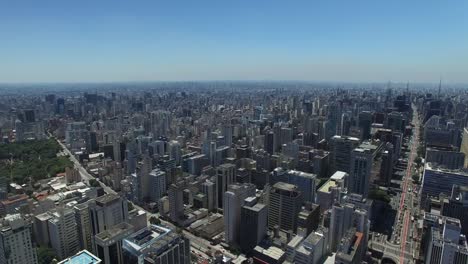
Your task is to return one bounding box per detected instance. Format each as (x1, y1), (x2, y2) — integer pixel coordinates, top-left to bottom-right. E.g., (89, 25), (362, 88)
(349, 148), (373, 198)
(330, 135), (360, 174)
(223, 183), (256, 246)
(89, 194), (129, 253)
(216, 163), (236, 209)
(148, 169), (167, 202)
(240, 203), (268, 253)
(268, 182), (303, 232)
(0, 214), (38, 264)
(169, 184), (184, 223)
(48, 208), (81, 260)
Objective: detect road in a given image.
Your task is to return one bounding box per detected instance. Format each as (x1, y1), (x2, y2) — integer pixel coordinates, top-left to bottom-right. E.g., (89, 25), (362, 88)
(398, 103), (420, 264)
(54, 137), (117, 195)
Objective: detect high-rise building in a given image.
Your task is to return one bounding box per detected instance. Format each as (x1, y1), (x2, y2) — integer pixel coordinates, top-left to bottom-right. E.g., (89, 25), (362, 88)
(201, 180), (216, 212)
(48, 208), (81, 260)
(349, 148), (373, 198)
(426, 147), (465, 170)
(148, 169), (167, 202)
(441, 185), (468, 236)
(89, 194), (129, 253)
(424, 216), (468, 264)
(224, 183), (256, 246)
(123, 225), (191, 264)
(168, 140), (182, 165)
(422, 163), (468, 202)
(330, 136), (360, 174)
(358, 111), (373, 140)
(268, 182), (303, 232)
(138, 153), (152, 201)
(335, 229), (364, 264)
(380, 144), (394, 185)
(0, 214), (38, 264)
(239, 203), (268, 253)
(216, 163), (236, 209)
(329, 203), (370, 253)
(94, 222), (134, 264)
(271, 168), (317, 203)
(317, 171), (348, 213)
(74, 202), (93, 251)
(291, 227), (329, 264)
(461, 128), (468, 168)
(297, 203), (320, 235)
(168, 184), (184, 223)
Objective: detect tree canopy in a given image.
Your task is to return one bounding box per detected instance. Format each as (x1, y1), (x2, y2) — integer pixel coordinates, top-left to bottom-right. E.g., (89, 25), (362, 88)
(0, 139), (73, 185)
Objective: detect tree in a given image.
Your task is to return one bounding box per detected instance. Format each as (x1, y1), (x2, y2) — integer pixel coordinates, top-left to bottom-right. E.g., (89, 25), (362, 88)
(412, 173), (420, 183)
(37, 247), (56, 264)
(127, 201), (134, 211)
(149, 216), (161, 225)
(89, 179), (100, 187)
(368, 189), (391, 204)
(414, 157), (422, 167)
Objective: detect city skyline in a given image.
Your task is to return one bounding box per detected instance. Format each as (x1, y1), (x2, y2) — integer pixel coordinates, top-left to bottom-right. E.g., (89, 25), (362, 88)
(1, 0), (468, 83)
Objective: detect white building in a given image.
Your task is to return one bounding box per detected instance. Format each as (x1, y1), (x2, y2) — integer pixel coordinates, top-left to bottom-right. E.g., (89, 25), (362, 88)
(0, 214), (38, 264)
(223, 183), (256, 246)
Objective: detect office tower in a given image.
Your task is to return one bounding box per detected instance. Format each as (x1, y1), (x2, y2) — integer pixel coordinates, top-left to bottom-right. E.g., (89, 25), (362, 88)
(461, 128), (468, 168)
(216, 163), (236, 209)
(268, 182), (303, 232)
(224, 183), (256, 246)
(291, 227), (329, 264)
(330, 203), (370, 252)
(74, 202), (93, 251)
(425, 216), (468, 264)
(280, 127), (294, 146)
(168, 140), (182, 165)
(138, 153), (152, 201)
(358, 111), (373, 140)
(380, 144), (394, 185)
(271, 168), (317, 203)
(113, 139), (121, 162)
(202, 180), (216, 211)
(94, 222), (134, 264)
(317, 171), (347, 212)
(0, 214), (38, 264)
(297, 203), (320, 235)
(340, 112), (351, 136)
(441, 185), (468, 236)
(349, 148), (373, 198)
(168, 184), (184, 223)
(330, 203), (354, 251)
(335, 229), (364, 264)
(386, 111), (406, 132)
(330, 135), (360, 174)
(422, 163), (468, 202)
(148, 169), (167, 202)
(222, 124), (233, 147)
(89, 194), (129, 238)
(265, 131), (275, 154)
(48, 208), (80, 259)
(426, 147), (465, 170)
(33, 212), (52, 247)
(123, 225), (191, 264)
(240, 203), (268, 253)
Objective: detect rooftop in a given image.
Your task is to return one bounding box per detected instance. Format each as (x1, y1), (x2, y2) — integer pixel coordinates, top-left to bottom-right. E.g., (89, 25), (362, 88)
(57, 250), (101, 264)
(318, 179), (337, 193)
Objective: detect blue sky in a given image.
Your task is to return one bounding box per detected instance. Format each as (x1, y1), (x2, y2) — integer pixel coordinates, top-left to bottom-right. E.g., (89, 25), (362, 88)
(1, 0), (467, 83)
